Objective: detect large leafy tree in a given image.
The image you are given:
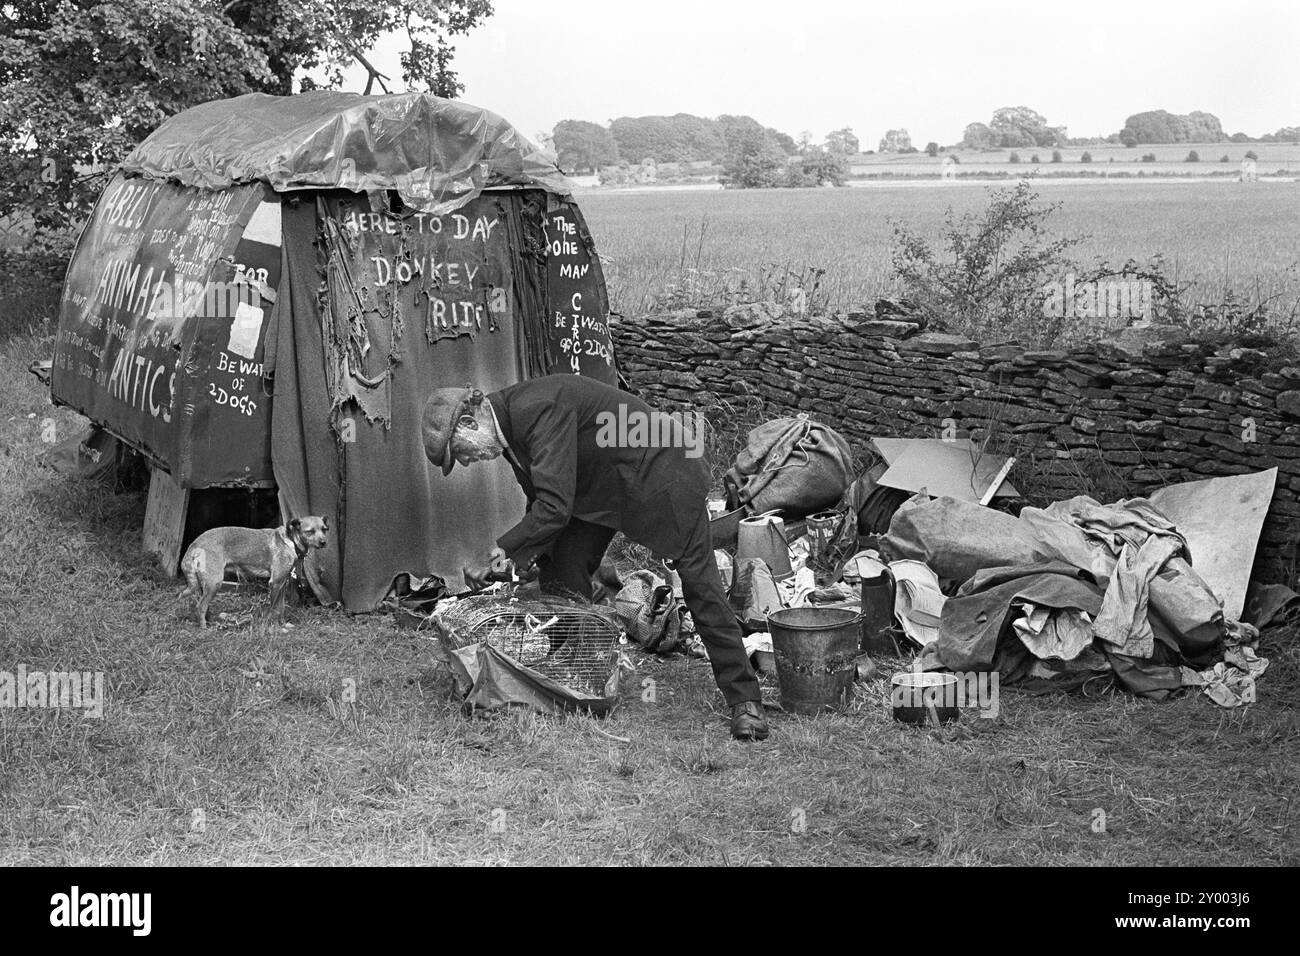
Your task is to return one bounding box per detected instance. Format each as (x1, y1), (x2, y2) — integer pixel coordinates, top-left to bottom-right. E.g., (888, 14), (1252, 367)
(0, 0), (493, 251)
(824, 127), (859, 156)
(987, 106), (1064, 148)
(1118, 110), (1226, 145)
(552, 119), (618, 174)
(878, 128), (913, 153)
(606, 113), (792, 165)
(720, 125), (789, 188)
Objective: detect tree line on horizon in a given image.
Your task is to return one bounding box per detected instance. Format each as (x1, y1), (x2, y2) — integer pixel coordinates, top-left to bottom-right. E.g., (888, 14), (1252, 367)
(960, 107), (1298, 150)
(551, 115), (861, 169)
(549, 114), (860, 189)
(550, 107), (1300, 178)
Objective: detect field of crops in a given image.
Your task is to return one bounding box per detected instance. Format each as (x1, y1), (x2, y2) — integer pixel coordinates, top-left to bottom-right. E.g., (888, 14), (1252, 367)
(579, 179), (1300, 320)
(846, 142), (1300, 178)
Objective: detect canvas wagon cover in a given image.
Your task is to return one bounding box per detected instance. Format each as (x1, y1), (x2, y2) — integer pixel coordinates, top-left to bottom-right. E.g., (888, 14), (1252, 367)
(119, 91), (570, 215)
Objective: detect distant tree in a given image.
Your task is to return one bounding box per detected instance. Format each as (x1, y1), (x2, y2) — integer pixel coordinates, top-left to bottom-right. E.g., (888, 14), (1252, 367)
(962, 122), (995, 150)
(878, 128), (913, 153)
(1220, 154), (1230, 163)
(1142, 153), (1156, 162)
(1080, 151), (1093, 163)
(1051, 150), (1062, 163)
(1120, 110), (1225, 145)
(796, 130), (816, 153)
(716, 115), (796, 163)
(603, 113), (794, 165)
(721, 126), (789, 188)
(609, 114), (724, 164)
(825, 127), (860, 156)
(785, 147), (847, 187)
(1245, 150), (1259, 160)
(925, 141), (939, 157)
(1031, 153), (1040, 164)
(989, 106), (1062, 148)
(552, 120), (619, 173)
(1275, 127), (1300, 143)
(1230, 132), (1252, 143)
(770, 129), (799, 155)
(1008, 152), (1021, 164)
(1185, 150), (1200, 162)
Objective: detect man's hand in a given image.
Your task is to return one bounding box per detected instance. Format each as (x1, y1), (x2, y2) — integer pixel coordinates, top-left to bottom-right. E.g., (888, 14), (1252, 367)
(463, 563), (491, 591)
(464, 548), (511, 591)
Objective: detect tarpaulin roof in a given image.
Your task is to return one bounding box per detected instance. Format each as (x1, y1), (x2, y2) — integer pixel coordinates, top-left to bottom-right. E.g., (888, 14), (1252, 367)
(119, 91), (572, 214)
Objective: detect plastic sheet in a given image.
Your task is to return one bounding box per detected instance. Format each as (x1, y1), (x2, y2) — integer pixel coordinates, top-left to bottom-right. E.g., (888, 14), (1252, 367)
(121, 91), (572, 215)
(435, 641), (619, 715)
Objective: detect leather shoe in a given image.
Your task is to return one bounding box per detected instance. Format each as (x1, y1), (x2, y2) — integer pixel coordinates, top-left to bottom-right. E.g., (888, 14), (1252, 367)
(730, 701), (769, 741)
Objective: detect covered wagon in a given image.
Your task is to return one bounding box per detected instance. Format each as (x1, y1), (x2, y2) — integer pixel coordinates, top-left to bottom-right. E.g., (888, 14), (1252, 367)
(50, 91), (617, 610)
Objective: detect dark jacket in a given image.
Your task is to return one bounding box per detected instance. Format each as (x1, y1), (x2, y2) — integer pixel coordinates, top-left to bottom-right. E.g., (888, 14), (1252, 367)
(489, 375), (708, 565)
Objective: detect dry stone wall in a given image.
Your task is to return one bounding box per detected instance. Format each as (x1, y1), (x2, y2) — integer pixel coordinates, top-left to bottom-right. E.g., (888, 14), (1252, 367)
(611, 303), (1300, 583)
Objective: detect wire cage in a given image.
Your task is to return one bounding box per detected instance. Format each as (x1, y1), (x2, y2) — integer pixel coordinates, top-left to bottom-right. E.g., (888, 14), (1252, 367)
(435, 587), (622, 697)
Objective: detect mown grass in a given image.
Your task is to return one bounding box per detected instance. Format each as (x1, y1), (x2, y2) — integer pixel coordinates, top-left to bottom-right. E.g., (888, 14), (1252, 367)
(582, 179), (1300, 320)
(2, 324), (1298, 864)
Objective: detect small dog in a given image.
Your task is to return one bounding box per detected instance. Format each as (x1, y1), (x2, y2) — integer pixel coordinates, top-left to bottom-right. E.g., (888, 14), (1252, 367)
(180, 517), (330, 627)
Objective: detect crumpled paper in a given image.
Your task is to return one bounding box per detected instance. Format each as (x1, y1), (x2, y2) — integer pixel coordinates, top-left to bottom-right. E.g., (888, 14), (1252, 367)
(1182, 645), (1270, 707)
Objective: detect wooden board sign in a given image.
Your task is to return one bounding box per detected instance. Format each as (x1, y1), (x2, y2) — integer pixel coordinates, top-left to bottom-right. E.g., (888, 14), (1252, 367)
(143, 467), (190, 576)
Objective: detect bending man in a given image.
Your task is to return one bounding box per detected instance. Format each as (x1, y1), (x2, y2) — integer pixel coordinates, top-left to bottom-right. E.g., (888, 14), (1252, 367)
(421, 374), (768, 741)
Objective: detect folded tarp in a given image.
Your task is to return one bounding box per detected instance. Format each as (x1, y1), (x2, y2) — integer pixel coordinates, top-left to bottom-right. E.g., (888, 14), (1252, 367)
(935, 561), (1104, 672)
(931, 561), (1194, 699)
(883, 493), (1225, 657)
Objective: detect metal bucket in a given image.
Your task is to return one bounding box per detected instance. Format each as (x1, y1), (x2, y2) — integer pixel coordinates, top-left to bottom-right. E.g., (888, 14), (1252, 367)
(767, 606), (862, 715)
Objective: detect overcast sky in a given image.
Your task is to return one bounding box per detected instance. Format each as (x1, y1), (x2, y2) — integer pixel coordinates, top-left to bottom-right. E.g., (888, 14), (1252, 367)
(345, 0), (1299, 145)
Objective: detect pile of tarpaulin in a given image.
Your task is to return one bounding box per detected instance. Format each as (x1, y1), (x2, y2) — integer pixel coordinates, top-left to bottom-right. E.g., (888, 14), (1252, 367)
(880, 469), (1290, 705)
(598, 417), (1293, 709)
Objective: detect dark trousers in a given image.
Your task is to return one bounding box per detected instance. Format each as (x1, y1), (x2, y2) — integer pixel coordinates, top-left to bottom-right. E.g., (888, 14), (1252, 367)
(539, 513), (761, 707)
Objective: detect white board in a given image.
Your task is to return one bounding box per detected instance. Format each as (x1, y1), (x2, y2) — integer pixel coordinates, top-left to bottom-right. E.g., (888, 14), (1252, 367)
(1149, 468), (1277, 621)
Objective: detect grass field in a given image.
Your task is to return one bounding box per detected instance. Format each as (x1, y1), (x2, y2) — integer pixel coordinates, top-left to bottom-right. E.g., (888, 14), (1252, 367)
(3, 326), (1299, 865)
(580, 179), (1300, 320)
